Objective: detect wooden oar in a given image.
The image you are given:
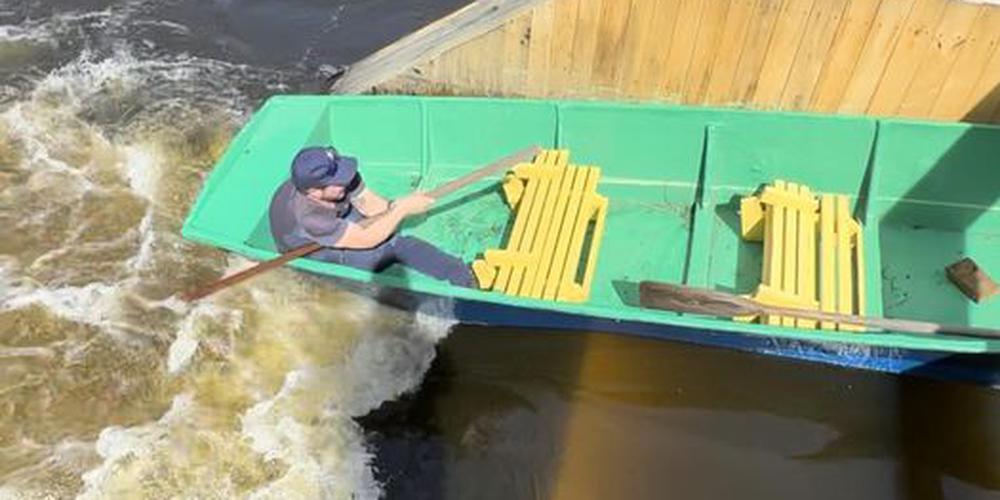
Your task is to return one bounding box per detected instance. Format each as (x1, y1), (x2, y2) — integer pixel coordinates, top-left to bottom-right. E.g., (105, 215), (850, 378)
(181, 145), (542, 302)
(639, 280), (1000, 340)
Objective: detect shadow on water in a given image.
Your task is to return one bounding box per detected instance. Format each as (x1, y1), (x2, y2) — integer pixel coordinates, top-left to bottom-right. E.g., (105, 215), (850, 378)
(362, 327), (1000, 499)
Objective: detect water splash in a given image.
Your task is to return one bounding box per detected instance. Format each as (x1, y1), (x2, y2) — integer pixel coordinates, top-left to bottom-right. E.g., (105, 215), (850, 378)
(0, 19), (452, 500)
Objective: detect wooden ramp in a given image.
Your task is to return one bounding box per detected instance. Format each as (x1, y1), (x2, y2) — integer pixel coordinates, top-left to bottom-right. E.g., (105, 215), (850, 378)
(473, 149), (608, 303)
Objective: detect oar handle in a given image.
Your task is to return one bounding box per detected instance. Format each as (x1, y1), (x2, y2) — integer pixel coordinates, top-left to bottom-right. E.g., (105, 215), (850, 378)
(181, 146), (542, 302)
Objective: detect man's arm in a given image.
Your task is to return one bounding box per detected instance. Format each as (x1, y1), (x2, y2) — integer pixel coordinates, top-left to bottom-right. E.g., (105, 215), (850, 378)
(334, 193), (433, 249)
(351, 187), (391, 217)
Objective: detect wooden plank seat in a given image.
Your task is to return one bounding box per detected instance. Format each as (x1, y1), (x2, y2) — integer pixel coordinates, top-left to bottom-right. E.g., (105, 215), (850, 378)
(472, 149), (609, 302)
(739, 180), (866, 331)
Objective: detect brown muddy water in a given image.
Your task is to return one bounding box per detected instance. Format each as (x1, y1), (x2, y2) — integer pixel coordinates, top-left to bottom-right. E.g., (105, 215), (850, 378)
(0, 1), (998, 499)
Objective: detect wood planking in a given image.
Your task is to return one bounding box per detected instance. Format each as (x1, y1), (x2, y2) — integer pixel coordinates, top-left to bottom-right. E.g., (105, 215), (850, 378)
(728, 0), (786, 104)
(501, 12), (533, 95)
(837, 0), (916, 113)
(617, 0), (659, 96)
(779, 0), (850, 110)
(897, 2), (984, 118)
(659, 0), (707, 101)
(568, 0), (603, 94)
(809, 0), (882, 112)
(682, 0), (732, 104)
(636, 0), (684, 99)
(527, 1), (556, 96)
(591, 0), (634, 95)
(866, 0), (948, 116)
(546, 0), (580, 96)
(930, 7), (1000, 119)
(368, 0), (1000, 124)
(751, 0), (817, 108)
(702, 0), (760, 106)
(958, 9), (1000, 122)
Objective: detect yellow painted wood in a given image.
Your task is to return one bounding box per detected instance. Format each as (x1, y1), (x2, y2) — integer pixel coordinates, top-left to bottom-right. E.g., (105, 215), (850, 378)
(471, 258), (496, 289)
(819, 194), (836, 330)
(760, 180), (787, 325)
(528, 157), (577, 298)
(835, 195), (856, 331)
(851, 218), (866, 325)
(520, 150), (570, 296)
(502, 172), (524, 207)
(558, 167), (604, 302)
(796, 185), (819, 329)
(740, 196), (765, 241)
(760, 185), (820, 212)
(544, 163), (591, 300)
(780, 182), (800, 326)
(505, 151), (558, 294)
(492, 152), (548, 292)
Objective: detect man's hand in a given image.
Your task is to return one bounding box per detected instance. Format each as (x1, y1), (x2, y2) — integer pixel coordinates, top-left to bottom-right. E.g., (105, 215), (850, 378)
(392, 193), (435, 215)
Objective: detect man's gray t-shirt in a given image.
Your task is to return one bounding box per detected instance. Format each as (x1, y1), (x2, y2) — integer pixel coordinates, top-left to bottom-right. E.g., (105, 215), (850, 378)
(268, 179), (365, 251)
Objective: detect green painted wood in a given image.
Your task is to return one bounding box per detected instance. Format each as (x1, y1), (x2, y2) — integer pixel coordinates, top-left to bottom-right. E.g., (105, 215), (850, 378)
(182, 95), (1000, 354)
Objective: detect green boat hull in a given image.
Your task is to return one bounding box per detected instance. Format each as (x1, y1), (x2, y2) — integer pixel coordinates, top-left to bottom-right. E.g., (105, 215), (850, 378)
(181, 95), (1000, 376)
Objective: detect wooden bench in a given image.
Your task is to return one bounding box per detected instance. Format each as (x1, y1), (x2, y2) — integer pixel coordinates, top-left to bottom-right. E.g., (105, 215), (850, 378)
(472, 149), (608, 302)
(739, 180), (866, 331)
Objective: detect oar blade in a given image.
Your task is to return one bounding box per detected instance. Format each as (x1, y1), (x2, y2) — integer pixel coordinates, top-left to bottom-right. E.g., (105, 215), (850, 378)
(639, 281), (763, 318)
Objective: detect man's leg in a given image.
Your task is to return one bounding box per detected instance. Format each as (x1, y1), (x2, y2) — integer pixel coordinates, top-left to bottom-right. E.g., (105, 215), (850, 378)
(387, 236), (475, 287)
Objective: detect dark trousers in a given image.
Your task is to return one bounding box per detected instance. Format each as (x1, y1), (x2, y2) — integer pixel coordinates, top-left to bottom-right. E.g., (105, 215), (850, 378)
(312, 235), (475, 287)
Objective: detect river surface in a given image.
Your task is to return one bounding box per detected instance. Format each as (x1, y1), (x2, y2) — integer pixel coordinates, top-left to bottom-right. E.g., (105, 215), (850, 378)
(0, 1), (999, 499)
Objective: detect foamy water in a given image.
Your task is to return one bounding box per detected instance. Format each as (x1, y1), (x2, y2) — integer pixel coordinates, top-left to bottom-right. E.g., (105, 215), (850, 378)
(0, 8), (453, 499)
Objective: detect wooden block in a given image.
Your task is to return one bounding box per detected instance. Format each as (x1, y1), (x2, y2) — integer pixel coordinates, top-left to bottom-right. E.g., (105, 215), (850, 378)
(501, 173), (524, 208)
(471, 259), (496, 289)
(740, 196), (765, 241)
(946, 258), (999, 303)
(761, 181), (786, 325)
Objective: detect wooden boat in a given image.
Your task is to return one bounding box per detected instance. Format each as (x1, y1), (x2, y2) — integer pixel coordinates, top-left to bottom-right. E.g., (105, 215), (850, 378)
(182, 95), (1000, 382)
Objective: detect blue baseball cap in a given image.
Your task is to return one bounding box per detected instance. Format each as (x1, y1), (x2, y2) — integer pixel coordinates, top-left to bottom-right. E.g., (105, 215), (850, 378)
(290, 146), (358, 192)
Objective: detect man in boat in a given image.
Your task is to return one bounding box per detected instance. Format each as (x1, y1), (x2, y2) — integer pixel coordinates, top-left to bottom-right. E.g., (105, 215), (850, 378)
(268, 146), (476, 287)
